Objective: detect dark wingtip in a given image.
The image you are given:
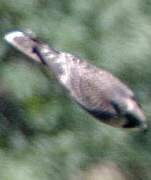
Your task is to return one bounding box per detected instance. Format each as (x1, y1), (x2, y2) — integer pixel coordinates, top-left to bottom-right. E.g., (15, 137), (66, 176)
(32, 46), (48, 65)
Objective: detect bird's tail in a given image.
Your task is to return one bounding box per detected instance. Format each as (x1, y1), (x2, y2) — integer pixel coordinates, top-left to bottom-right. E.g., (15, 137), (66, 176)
(4, 30), (59, 64)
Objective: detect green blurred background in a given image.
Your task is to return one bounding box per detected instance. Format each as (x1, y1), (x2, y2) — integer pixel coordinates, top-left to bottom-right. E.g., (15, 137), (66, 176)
(0, 0), (151, 179)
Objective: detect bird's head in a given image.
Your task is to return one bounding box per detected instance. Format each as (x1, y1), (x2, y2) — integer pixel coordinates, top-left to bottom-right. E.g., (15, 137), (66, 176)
(123, 99), (147, 131)
(111, 97), (147, 131)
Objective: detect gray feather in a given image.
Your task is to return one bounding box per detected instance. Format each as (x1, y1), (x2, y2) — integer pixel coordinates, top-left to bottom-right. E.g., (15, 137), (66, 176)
(4, 31), (147, 130)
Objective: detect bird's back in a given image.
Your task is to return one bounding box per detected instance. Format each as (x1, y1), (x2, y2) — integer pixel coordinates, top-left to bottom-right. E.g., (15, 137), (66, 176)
(4, 30), (147, 130)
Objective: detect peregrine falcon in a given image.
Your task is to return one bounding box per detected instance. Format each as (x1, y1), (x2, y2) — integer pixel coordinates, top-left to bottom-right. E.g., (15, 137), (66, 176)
(4, 31), (147, 131)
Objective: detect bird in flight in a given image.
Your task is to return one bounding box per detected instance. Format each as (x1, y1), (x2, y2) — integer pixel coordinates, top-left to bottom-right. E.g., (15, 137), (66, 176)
(4, 31), (147, 131)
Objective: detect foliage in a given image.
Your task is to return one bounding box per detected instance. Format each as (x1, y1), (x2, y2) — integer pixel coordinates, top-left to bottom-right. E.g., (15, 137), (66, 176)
(0, 0), (151, 179)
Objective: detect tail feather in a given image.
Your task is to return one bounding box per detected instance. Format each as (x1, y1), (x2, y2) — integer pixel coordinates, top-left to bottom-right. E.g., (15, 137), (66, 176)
(4, 31), (58, 63)
(4, 30), (147, 131)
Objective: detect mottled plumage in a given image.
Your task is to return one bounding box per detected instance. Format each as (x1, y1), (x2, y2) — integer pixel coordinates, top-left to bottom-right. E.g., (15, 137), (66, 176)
(4, 31), (147, 130)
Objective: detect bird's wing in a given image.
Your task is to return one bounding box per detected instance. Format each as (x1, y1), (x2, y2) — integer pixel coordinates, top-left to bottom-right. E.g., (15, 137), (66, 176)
(68, 63), (120, 120)
(4, 30), (147, 130)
